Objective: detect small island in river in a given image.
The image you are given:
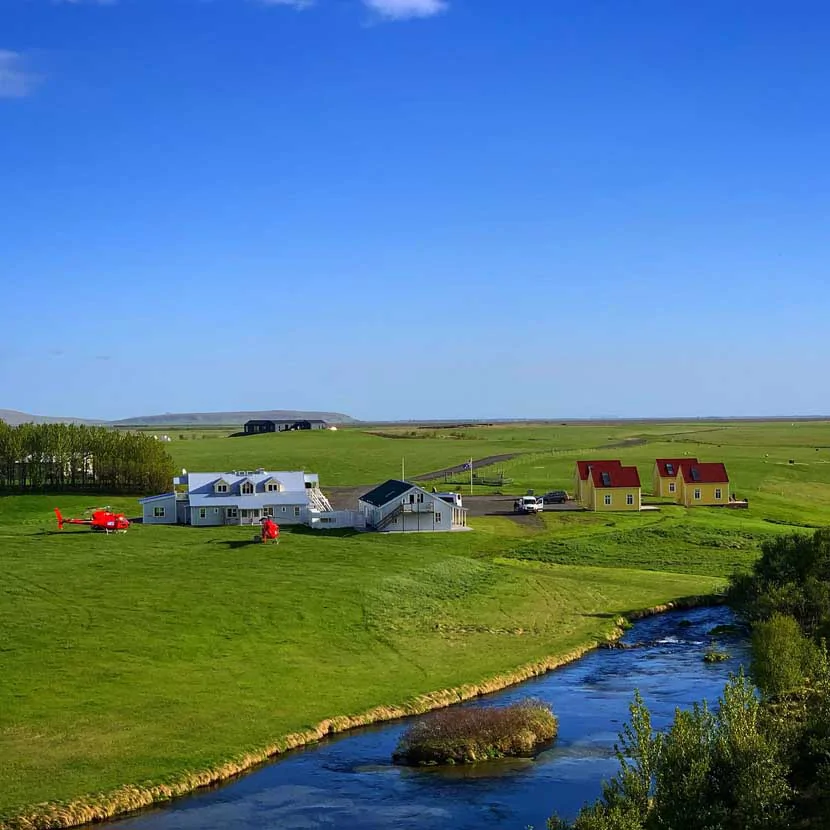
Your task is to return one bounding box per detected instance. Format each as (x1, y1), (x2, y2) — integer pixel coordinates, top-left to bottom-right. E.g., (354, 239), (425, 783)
(392, 699), (558, 766)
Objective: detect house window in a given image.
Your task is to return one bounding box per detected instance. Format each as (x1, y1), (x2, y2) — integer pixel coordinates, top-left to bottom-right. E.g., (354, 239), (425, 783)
(320, 517), (335, 524)
(294, 507), (301, 517)
(153, 506), (165, 518)
(626, 494), (634, 506)
(281, 507), (287, 513)
(694, 488), (701, 500)
(267, 482), (280, 492)
(263, 507), (274, 517)
(241, 509), (250, 519)
(215, 482), (228, 493)
(435, 512), (442, 522)
(241, 482), (254, 495)
(604, 494), (612, 506)
(226, 507), (238, 518)
(715, 488), (722, 500)
(417, 493), (424, 503)
(669, 482), (676, 493)
(199, 508), (207, 519)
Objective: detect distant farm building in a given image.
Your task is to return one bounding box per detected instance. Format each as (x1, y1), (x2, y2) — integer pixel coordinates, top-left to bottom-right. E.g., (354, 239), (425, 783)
(574, 460), (641, 511)
(653, 459), (730, 506)
(139, 468), (362, 529)
(358, 480), (468, 532)
(243, 419), (328, 435)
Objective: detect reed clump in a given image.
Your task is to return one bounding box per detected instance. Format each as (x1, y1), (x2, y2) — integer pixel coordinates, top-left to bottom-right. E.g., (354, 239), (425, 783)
(392, 699), (557, 766)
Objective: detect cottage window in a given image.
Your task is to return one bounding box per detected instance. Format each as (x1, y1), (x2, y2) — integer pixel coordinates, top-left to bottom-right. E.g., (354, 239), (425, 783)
(435, 512), (442, 522)
(226, 507), (238, 518)
(263, 507), (274, 517)
(199, 508), (207, 519)
(715, 488), (722, 500)
(626, 494), (634, 506)
(294, 507), (301, 517)
(153, 506), (165, 518)
(241, 481), (254, 495)
(694, 488), (702, 500)
(215, 482), (228, 494)
(669, 482), (676, 493)
(417, 493), (424, 503)
(604, 494), (612, 506)
(266, 482), (280, 493)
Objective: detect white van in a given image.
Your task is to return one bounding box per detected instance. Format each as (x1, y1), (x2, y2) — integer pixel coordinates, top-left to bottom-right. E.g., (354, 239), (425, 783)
(436, 492), (463, 508)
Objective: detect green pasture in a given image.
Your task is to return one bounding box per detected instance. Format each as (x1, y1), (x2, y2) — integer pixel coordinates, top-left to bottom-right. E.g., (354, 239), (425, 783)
(2, 419), (830, 824)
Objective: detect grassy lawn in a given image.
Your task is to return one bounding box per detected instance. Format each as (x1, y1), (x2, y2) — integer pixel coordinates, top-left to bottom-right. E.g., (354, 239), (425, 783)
(2, 420), (829, 825)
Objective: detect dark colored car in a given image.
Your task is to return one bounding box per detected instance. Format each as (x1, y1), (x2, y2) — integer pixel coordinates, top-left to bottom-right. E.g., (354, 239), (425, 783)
(542, 490), (568, 504)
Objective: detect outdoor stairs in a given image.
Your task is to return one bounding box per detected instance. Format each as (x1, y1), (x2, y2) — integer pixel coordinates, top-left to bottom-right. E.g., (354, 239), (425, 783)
(309, 488), (334, 512)
(374, 504), (403, 531)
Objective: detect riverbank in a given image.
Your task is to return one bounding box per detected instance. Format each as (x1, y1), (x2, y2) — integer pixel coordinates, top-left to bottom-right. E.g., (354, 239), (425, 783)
(2, 591), (719, 830)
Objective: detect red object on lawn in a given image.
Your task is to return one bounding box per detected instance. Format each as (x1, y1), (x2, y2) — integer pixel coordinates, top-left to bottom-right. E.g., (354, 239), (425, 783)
(54, 507), (130, 533)
(261, 518), (280, 542)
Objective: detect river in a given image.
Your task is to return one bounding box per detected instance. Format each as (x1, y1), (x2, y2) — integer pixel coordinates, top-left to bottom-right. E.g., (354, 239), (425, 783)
(98, 605), (748, 830)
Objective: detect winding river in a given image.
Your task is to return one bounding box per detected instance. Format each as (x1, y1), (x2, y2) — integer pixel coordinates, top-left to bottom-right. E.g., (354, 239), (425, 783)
(99, 605), (748, 830)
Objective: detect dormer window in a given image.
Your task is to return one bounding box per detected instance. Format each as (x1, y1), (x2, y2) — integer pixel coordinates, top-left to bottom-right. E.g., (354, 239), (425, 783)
(263, 478), (282, 493)
(214, 479), (229, 494)
(240, 479), (255, 495)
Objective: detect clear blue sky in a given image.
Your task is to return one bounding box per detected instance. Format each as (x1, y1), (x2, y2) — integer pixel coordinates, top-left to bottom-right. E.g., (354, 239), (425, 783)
(2, 0), (829, 420)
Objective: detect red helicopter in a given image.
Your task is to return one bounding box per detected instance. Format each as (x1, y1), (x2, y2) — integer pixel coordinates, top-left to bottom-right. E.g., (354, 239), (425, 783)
(54, 507), (130, 533)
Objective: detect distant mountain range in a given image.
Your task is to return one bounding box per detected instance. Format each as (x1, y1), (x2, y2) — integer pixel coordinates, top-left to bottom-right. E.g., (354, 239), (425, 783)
(0, 409), (357, 427)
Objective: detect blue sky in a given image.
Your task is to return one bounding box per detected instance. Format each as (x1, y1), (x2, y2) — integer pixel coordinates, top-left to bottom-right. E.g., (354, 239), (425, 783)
(2, 0), (829, 420)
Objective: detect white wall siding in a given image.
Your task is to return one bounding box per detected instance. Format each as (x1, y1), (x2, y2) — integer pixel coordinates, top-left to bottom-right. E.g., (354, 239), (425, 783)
(142, 494), (177, 525)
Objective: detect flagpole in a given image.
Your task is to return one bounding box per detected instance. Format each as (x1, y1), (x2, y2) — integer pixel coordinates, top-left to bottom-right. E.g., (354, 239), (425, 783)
(402, 457), (405, 481)
(470, 457), (473, 495)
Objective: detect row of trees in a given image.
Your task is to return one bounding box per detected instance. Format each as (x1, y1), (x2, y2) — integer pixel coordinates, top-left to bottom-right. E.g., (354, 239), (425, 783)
(549, 530), (830, 830)
(0, 422), (173, 493)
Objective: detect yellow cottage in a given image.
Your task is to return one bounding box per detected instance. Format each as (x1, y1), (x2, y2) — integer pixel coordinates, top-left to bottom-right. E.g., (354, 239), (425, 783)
(575, 461), (641, 511)
(653, 458), (697, 498)
(676, 462), (730, 507)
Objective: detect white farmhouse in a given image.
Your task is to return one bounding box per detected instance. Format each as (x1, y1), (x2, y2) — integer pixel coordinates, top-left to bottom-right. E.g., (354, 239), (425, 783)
(358, 480), (468, 532)
(140, 469), (334, 527)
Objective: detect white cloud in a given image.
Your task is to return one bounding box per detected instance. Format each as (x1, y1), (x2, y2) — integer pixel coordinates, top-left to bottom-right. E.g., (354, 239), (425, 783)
(0, 50), (39, 98)
(363, 0), (448, 20)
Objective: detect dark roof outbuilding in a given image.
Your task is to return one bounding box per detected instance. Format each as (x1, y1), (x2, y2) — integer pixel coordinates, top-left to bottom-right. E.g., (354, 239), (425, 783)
(359, 479), (415, 507)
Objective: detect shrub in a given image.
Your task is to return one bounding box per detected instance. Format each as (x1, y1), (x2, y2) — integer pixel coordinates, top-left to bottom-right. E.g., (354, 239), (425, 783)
(751, 613), (825, 697)
(704, 646), (731, 663)
(392, 699), (557, 766)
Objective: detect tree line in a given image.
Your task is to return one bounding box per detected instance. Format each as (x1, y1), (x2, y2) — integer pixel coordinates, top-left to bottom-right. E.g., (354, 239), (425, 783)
(0, 422), (173, 494)
(549, 529), (830, 830)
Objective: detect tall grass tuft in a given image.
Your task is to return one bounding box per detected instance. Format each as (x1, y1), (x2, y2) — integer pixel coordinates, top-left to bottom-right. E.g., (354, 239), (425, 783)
(392, 699), (557, 766)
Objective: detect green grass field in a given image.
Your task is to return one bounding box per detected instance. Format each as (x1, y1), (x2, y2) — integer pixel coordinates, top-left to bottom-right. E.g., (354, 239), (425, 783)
(2, 420), (829, 826)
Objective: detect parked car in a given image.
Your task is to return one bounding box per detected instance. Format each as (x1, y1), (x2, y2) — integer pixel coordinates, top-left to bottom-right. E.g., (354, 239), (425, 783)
(436, 492), (463, 508)
(514, 495), (544, 514)
(542, 490), (568, 505)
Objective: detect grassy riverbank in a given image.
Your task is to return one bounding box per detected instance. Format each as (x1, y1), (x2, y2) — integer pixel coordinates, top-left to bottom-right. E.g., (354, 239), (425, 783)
(2, 496), (720, 825)
(2, 420), (829, 826)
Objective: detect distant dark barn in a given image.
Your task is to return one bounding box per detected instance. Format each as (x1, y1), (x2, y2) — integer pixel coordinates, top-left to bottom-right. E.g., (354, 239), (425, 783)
(243, 419), (327, 435)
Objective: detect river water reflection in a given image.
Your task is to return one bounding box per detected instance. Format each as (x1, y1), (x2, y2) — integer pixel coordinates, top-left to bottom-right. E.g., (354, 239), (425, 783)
(101, 606), (748, 830)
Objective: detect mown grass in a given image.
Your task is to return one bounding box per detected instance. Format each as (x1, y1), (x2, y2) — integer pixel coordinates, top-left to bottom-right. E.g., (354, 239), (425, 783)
(1, 494), (719, 822)
(2, 419), (830, 825)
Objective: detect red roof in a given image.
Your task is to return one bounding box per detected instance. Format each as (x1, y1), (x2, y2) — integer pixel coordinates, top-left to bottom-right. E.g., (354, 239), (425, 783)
(591, 465), (641, 488)
(655, 458), (697, 478)
(576, 460), (622, 481)
(679, 462), (729, 484)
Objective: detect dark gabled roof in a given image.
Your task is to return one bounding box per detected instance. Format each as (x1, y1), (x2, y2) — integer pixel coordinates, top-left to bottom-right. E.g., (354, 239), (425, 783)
(591, 465), (641, 488)
(244, 418), (327, 426)
(359, 479), (415, 507)
(576, 460), (623, 481)
(680, 462), (729, 484)
(655, 458), (697, 478)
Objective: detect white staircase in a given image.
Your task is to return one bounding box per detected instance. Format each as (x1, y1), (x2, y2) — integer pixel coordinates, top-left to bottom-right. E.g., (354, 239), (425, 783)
(308, 488), (333, 512)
